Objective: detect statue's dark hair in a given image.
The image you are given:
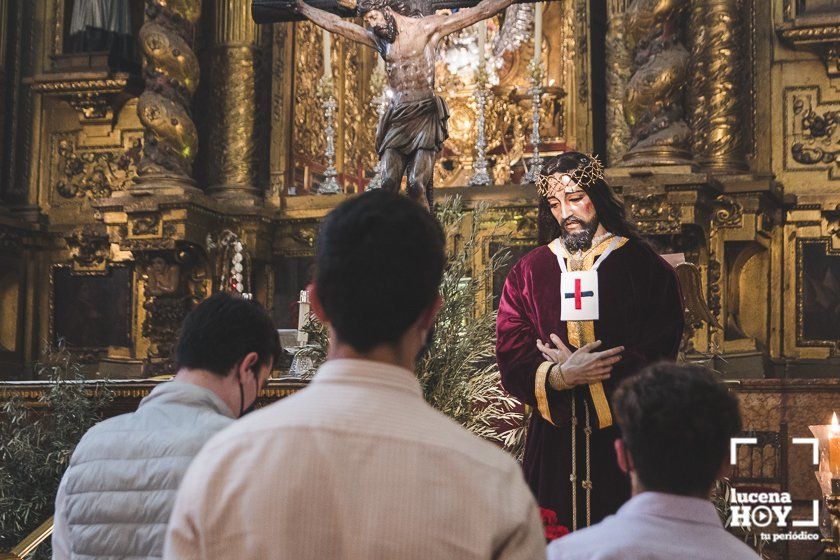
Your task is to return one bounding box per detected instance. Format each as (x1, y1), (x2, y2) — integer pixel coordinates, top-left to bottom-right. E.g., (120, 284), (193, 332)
(357, 0), (386, 13)
(357, 0), (423, 17)
(537, 151), (641, 245)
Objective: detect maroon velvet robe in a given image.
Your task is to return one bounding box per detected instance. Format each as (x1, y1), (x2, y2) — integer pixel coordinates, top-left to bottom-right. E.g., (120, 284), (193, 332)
(496, 237), (683, 532)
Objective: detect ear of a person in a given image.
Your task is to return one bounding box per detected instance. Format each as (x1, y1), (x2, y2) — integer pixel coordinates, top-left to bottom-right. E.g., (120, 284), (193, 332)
(420, 294), (443, 330)
(238, 352), (260, 380)
(614, 439), (630, 475)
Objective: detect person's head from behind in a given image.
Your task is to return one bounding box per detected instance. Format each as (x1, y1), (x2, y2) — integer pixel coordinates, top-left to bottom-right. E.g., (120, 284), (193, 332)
(310, 190), (445, 366)
(174, 292), (281, 417)
(612, 362), (742, 498)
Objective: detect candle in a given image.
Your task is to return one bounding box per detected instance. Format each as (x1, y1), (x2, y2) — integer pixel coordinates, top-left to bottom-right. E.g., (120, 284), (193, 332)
(831, 412), (840, 477)
(477, 20), (487, 68)
(322, 29), (332, 79)
(533, 2), (543, 65)
(297, 289), (310, 345)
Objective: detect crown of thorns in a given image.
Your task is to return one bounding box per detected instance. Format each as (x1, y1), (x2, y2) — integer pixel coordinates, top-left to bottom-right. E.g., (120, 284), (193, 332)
(535, 153), (605, 197)
(356, 0), (388, 13)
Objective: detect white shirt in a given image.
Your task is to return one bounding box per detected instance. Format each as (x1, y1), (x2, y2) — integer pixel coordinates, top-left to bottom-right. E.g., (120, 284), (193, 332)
(547, 491), (761, 560)
(164, 359), (546, 560)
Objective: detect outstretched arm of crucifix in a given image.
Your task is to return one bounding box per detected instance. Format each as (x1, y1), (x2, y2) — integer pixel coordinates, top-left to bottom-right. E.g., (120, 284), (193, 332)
(296, 0), (377, 48)
(429, 0), (517, 40)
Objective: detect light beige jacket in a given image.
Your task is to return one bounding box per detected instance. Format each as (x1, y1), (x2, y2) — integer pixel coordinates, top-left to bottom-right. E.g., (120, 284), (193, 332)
(165, 359), (547, 560)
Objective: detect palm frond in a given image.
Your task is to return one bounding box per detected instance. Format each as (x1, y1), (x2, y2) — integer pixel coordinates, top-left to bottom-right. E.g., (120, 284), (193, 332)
(0, 343), (112, 558)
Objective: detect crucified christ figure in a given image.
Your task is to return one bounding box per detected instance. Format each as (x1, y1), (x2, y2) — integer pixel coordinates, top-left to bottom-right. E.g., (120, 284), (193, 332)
(297, 0), (515, 209)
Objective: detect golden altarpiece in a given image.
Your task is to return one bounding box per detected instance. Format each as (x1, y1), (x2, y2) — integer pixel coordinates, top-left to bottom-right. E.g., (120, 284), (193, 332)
(0, 0), (830, 375)
(1, 0), (840, 556)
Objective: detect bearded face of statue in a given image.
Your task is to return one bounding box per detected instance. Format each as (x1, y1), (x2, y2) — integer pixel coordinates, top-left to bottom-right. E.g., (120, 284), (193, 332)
(547, 176), (601, 253)
(363, 9), (397, 43)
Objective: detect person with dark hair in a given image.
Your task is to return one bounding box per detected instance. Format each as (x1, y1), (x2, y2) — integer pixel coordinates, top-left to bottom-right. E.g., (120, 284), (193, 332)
(164, 190), (546, 560)
(548, 363), (759, 559)
(496, 152), (685, 536)
(52, 293), (280, 560)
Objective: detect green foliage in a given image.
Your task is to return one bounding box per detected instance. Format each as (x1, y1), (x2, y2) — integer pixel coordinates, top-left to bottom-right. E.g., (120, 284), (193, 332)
(417, 196), (526, 457)
(297, 196), (526, 456)
(0, 345), (112, 556)
(712, 478), (769, 558)
(298, 314), (329, 371)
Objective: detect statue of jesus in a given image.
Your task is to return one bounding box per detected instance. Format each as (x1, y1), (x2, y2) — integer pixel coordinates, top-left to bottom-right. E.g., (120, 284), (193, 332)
(296, 0), (515, 208)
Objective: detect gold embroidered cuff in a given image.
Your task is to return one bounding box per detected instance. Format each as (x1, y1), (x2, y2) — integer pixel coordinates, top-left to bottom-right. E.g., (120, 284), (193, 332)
(535, 361), (555, 425)
(548, 363), (572, 391)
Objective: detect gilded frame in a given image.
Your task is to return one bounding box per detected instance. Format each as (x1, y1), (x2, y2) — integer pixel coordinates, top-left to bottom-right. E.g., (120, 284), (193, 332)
(48, 262), (133, 360)
(795, 237), (840, 348)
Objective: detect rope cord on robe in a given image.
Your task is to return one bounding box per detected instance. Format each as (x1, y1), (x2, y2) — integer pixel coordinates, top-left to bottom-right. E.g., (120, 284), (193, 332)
(568, 393), (594, 532)
(584, 401), (592, 528)
(570, 396), (577, 531)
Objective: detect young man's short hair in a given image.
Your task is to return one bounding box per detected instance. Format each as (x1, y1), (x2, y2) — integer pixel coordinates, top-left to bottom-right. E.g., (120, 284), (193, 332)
(613, 362), (743, 496)
(314, 190), (446, 352)
(174, 292), (281, 376)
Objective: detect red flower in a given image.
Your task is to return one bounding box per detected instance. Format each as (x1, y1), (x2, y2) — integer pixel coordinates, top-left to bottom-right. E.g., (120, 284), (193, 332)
(539, 508), (570, 541)
(539, 507), (558, 525)
(545, 524), (570, 540)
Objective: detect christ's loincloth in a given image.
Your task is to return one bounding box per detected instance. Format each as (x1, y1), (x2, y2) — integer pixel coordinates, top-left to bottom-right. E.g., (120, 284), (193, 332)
(375, 95), (450, 157)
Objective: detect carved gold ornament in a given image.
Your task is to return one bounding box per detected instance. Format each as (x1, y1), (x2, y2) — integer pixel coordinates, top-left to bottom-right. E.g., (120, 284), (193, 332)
(622, 0), (691, 163)
(135, 0), (201, 185)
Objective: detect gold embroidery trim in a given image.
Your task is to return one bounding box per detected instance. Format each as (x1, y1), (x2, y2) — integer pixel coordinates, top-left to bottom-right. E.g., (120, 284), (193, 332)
(588, 381), (612, 429)
(548, 236), (625, 429)
(535, 361), (555, 425)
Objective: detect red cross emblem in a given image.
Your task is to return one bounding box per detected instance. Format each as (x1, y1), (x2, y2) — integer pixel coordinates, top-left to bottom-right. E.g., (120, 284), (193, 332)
(564, 278), (594, 310)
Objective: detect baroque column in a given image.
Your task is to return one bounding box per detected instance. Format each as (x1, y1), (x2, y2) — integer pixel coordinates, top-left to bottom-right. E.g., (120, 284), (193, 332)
(622, 0), (692, 166)
(205, 0), (267, 203)
(688, 0), (747, 172)
(605, 0), (632, 166)
(0, 0), (7, 206)
(687, 0), (706, 163)
(134, 0), (201, 194)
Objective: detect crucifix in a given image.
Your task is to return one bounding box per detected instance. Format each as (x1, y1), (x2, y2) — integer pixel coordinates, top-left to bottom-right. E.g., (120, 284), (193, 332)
(253, 0), (505, 22)
(253, 0), (545, 209)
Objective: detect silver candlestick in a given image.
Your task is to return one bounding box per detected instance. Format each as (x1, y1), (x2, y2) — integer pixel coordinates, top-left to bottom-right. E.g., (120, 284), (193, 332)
(469, 65), (492, 187)
(521, 60), (544, 184)
(317, 76), (341, 194)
